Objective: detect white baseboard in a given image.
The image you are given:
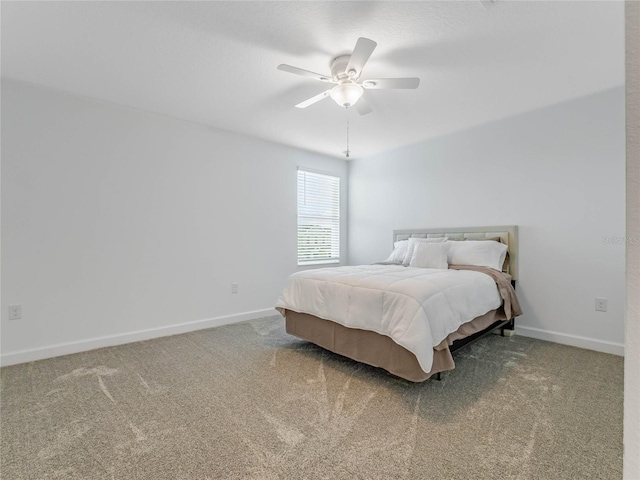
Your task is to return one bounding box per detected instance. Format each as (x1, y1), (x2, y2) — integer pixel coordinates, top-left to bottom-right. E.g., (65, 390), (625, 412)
(0, 308), (278, 367)
(2, 313), (624, 366)
(515, 325), (624, 356)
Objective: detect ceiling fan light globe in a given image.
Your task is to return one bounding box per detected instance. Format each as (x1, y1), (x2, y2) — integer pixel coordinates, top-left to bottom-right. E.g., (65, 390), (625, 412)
(329, 84), (364, 107)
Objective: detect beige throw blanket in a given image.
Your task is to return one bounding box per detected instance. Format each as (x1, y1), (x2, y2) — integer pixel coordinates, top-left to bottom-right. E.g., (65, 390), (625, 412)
(448, 265), (523, 319)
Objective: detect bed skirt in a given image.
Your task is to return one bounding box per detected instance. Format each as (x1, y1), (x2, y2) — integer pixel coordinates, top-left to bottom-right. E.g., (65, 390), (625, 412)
(284, 308), (506, 382)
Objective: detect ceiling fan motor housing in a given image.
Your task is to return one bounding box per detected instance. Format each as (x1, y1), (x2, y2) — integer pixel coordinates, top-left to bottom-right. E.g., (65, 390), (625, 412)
(330, 55), (355, 81)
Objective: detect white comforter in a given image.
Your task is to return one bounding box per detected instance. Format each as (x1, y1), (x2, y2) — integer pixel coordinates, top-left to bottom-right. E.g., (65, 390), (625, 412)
(275, 265), (502, 373)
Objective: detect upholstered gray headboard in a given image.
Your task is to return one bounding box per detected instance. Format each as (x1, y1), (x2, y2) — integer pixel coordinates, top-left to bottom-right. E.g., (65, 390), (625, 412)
(393, 225), (518, 280)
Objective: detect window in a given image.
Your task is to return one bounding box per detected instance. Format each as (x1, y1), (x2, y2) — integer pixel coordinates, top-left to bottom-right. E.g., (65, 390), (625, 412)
(297, 168), (340, 265)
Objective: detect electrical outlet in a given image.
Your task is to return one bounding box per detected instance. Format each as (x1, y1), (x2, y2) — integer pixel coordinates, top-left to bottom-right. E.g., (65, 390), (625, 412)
(231, 283), (239, 294)
(595, 297), (608, 312)
(9, 305), (22, 320)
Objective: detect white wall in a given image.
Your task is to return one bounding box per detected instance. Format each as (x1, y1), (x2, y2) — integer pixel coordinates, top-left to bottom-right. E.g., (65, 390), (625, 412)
(0, 79), (348, 364)
(348, 87), (625, 354)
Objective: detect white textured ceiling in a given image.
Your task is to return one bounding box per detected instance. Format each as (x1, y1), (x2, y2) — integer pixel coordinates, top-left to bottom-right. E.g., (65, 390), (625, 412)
(1, 1), (625, 160)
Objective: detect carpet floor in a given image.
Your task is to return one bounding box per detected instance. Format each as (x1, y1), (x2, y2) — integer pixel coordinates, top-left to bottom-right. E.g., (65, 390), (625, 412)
(1, 316), (623, 479)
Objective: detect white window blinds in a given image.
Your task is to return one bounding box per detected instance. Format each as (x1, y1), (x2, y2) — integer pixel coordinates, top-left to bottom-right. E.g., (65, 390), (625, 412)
(297, 169), (340, 265)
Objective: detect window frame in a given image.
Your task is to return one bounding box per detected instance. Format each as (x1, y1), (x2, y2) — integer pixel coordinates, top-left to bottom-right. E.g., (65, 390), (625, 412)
(296, 167), (341, 266)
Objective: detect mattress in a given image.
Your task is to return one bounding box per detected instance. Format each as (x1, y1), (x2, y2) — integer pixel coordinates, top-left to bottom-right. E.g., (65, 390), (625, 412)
(275, 264), (509, 373)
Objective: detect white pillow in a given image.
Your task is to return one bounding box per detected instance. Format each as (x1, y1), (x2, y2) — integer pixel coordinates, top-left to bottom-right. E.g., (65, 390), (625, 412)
(447, 240), (508, 271)
(409, 242), (450, 269)
(402, 237), (447, 266)
(384, 240), (409, 263)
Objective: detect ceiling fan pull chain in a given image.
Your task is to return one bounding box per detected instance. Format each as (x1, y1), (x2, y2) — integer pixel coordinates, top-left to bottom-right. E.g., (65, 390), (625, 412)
(345, 107), (350, 158)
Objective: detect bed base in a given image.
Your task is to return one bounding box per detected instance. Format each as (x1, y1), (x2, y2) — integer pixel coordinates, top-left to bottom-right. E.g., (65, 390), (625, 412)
(450, 318), (514, 353)
(433, 318), (514, 381)
(285, 309), (515, 382)
(432, 318), (514, 381)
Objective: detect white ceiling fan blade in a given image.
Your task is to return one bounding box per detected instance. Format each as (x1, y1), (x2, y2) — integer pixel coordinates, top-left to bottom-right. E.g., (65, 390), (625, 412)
(278, 64), (333, 82)
(361, 78), (420, 89)
(295, 90), (331, 108)
(345, 37), (377, 78)
(355, 98), (373, 115)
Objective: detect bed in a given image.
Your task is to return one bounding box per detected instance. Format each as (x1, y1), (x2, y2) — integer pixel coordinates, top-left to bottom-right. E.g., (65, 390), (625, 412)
(276, 226), (521, 382)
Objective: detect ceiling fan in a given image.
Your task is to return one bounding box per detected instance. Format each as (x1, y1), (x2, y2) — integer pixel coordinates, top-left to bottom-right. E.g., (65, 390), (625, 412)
(277, 37), (420, 115)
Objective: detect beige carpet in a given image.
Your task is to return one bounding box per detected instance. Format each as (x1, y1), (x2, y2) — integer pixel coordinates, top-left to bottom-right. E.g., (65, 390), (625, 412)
(1, 316), (623, 479)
